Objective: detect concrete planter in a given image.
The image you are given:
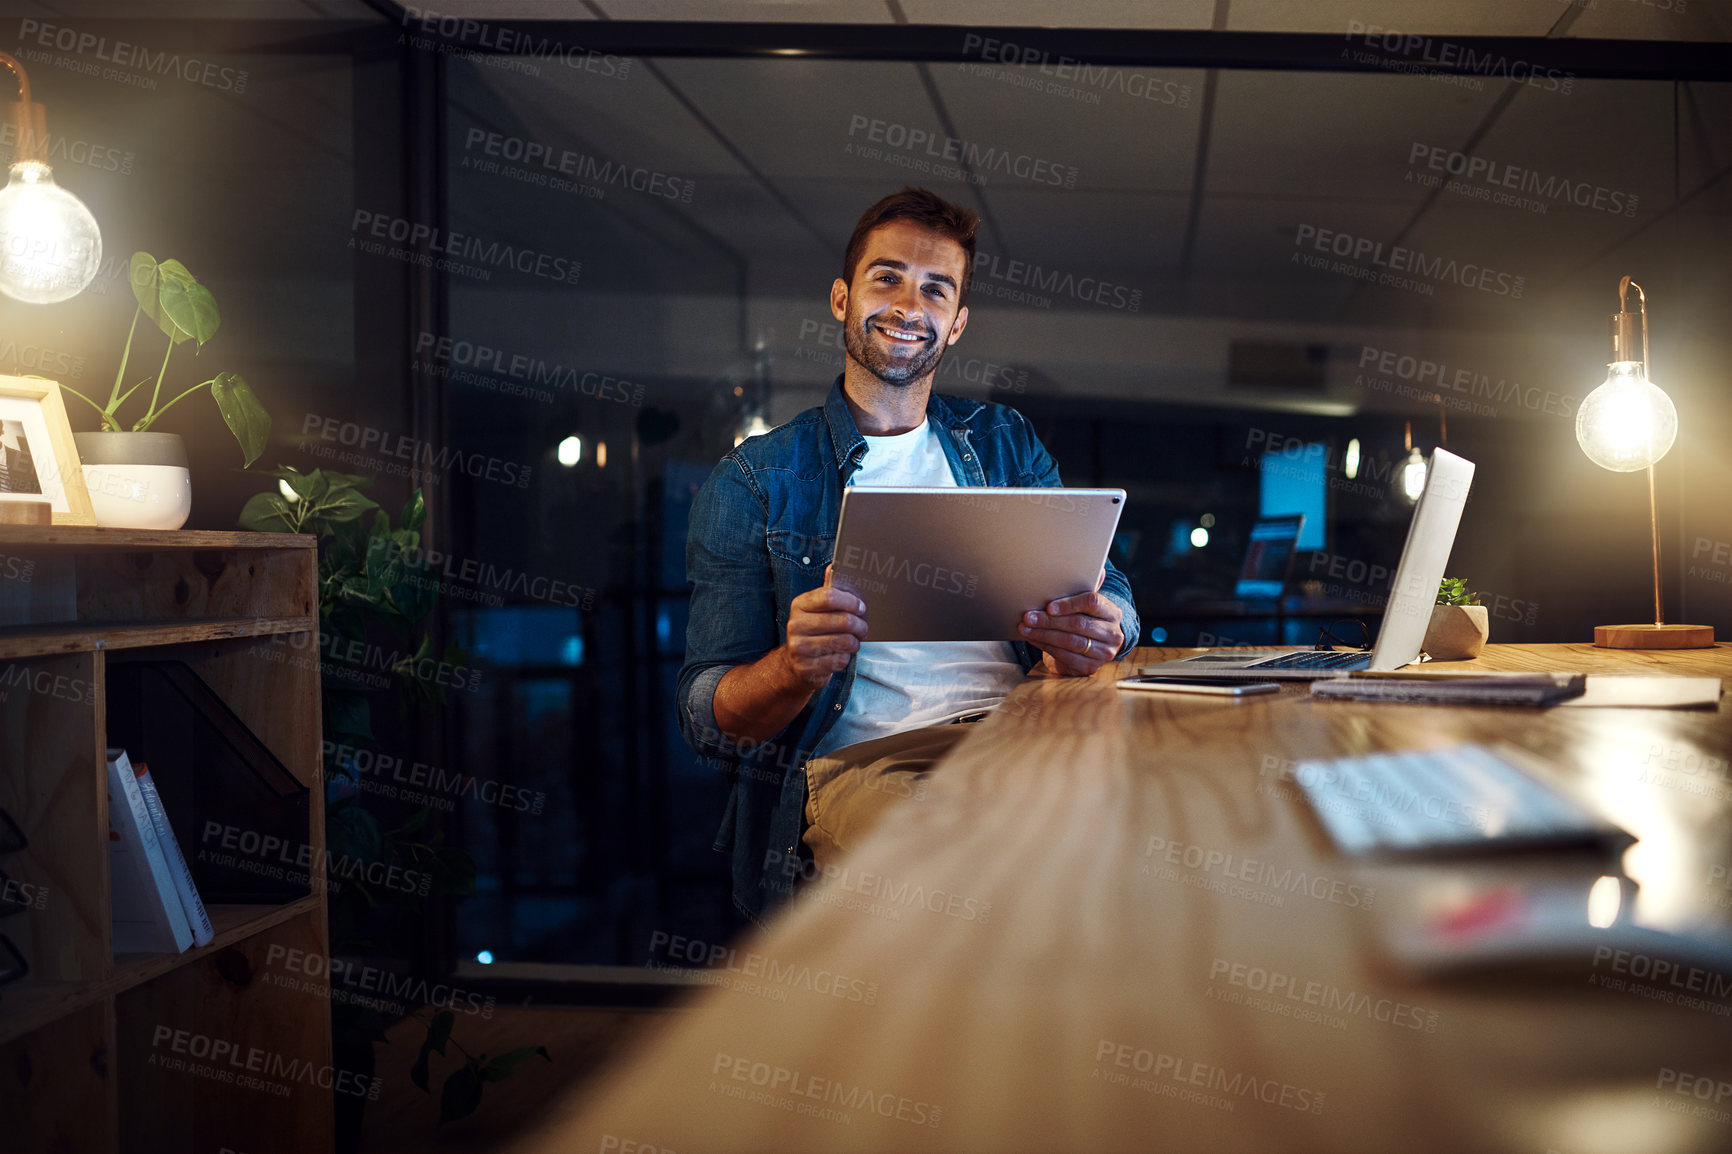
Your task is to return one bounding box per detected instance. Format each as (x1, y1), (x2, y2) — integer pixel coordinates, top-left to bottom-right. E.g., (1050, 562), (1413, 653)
(72, 432), (192, 530)
(1423, 604), (1489, 661)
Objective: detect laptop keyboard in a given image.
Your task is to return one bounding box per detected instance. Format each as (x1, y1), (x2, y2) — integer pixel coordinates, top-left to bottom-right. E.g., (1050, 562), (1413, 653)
(1287, 744), (1630, 855)
(1245, 650), (1374, 671)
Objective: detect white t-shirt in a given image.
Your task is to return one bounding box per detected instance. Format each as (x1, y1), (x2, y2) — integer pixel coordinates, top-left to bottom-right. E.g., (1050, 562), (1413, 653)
(812, 419), (1024, 757)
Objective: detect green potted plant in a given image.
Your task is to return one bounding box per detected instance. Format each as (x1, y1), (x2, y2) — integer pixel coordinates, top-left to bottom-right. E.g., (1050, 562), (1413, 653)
(1424, 577), (1489, 660)
(240, 466), (547, 1148)
(62, 253), (269, 529)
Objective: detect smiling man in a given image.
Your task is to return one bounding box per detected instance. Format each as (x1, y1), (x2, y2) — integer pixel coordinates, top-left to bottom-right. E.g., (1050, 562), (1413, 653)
(679, 187), (1140, 923)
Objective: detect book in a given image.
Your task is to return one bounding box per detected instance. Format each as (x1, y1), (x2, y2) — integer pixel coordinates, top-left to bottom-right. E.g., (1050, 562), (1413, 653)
(107, 749), (194, 955)
(134, 761), (214, 948)
(1310, 672), (1586, 707)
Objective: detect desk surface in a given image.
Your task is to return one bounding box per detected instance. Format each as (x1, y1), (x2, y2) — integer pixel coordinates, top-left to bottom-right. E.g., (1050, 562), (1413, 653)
(509, 644), (1732, 1154)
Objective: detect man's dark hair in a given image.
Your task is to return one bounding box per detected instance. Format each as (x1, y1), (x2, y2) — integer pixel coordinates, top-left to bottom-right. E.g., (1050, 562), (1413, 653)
(841, 186), (979, 304)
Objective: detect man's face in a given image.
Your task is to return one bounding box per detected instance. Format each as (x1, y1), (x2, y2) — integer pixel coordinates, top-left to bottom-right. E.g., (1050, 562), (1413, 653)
(832, 220), (970, 387)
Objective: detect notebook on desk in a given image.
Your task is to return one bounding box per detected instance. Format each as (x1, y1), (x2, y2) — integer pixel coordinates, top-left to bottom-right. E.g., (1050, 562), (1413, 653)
(1139, 449), (1475, 681)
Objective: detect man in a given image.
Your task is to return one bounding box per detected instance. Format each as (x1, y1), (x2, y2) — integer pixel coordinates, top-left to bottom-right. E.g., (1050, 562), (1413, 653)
(679, 187), (1139, 923)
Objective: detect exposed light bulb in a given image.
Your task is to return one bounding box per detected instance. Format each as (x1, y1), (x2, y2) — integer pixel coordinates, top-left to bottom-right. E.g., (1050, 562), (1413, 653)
(1189, 526), (1209, 548)
(1344, 437), (1361, 480)
(1575, 361), (1677, 473)
(556, 435), (582, 467)
(0, 161), (102, 303)
(1402, 446), (1427, 502)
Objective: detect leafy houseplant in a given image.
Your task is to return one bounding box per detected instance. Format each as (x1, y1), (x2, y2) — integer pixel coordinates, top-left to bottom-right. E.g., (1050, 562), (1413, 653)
(241, 466), (547, 1143)
(65, 253), (271, 528)
(1425, 577), (1489, 660)
(1435, 578), (1482, 607)
(66, 253), (270, 460)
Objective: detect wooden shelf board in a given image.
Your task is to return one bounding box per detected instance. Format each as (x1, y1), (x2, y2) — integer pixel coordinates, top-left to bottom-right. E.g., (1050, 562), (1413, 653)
(0, 896), (320, 1046)
(0, 526), (313, 550)
(0, 616), (318, 659)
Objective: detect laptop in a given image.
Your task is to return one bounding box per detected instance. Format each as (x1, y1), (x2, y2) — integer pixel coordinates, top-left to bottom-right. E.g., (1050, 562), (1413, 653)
(1138, 448), (1475, 680)
(1234, 515), (1305, 600)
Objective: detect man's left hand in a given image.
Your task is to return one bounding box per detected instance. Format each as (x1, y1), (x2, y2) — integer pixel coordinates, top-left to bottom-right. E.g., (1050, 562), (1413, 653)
(1018, 578), (1124, 677)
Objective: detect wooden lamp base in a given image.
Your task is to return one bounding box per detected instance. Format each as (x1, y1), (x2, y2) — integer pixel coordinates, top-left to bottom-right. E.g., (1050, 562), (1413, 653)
(1594, 623), (1716, 649)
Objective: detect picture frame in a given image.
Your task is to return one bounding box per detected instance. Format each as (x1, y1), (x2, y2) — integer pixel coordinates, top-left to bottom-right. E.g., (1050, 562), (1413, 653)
(0, 375), (95, 526)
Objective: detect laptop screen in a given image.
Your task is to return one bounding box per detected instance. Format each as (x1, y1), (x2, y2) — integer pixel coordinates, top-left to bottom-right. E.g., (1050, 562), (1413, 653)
(1234, 515), (1305, 599)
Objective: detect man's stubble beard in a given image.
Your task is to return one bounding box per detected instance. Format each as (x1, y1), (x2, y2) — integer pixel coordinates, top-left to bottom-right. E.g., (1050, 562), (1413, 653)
(842, 304), (951, 387)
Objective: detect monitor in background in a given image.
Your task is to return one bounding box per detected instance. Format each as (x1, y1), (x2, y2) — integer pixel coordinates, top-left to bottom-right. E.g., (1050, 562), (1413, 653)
(1260, 443), (1325, 550)
(1234, 515), (1305, 600)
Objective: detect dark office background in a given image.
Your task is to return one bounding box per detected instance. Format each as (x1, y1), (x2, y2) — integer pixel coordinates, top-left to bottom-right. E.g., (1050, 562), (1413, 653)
(5, 2), (1730, 990)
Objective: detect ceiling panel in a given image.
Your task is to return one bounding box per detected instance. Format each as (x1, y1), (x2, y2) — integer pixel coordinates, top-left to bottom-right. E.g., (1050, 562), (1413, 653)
(926, 61), (1206, 193)
(1205, 70), (1501, 201)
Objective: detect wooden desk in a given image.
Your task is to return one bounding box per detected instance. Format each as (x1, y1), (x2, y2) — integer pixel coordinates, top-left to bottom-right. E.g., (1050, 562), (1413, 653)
(507, 645), (1732, 1154)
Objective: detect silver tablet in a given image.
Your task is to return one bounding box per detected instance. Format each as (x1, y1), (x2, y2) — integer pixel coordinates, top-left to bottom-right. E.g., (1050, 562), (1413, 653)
(830, 486), (1126, 642)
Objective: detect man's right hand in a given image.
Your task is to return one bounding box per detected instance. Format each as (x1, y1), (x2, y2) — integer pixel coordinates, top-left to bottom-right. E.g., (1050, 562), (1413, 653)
(713, 567), (867, 746)
(780, 567), (869, 690)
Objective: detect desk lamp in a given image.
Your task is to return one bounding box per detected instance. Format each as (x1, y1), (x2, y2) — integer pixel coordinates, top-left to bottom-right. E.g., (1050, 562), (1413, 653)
(0, 52), (102, 303)
(1574, 277), (1712, 648)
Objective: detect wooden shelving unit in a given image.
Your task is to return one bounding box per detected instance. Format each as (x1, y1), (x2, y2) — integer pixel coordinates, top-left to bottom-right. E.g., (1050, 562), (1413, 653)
(0, 527), (331, 1154)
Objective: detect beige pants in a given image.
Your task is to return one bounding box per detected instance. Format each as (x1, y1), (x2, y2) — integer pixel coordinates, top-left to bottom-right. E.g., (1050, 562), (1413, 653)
(801, 723), (975, 870)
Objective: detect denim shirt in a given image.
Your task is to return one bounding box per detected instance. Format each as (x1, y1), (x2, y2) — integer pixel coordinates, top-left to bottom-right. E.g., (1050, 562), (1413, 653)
(678, 377), (1140, 924)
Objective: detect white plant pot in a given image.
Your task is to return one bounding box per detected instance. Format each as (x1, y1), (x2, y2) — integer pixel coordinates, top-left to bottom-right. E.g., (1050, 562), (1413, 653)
(73, 432), (193, 530)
